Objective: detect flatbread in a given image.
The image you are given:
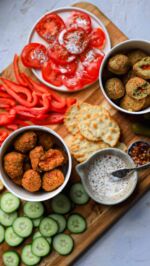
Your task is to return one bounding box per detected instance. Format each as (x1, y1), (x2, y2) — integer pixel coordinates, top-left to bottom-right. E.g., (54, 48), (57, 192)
(77, 105), (120, 147)
(70, 133), (109, 162)
(64, 102), (90, 135)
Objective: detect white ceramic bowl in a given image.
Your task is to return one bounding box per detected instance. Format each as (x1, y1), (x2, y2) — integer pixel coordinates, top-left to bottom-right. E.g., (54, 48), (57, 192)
(76, 148), (138, 205)
(99, 39), (150, 115)
(0, 126), (72, 201)
(28, 6), (111, 92)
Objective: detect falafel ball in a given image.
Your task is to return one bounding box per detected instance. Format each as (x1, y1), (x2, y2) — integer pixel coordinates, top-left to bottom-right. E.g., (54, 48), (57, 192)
(126, 77), (150, 100)
(108, 54), (130, 75)
(120, 94), (146, 111)
(14, 131), (37, 153)
(29, 146), (44, 171)
(4, 151), (24, 179)
(42, 169), (64, 192)
(39, 149), (67, 171)
(105, 78), (125, 100)
(22, 169), (41, 192)
(144, 95), (150, 108)
(38, 132), (54, 150)
(127, 50), (147, 65)
(133, 57), (150, 79)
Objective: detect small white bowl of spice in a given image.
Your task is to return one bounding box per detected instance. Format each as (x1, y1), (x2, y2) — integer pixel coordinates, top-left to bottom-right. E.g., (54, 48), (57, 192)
(76, 148), (138, 205)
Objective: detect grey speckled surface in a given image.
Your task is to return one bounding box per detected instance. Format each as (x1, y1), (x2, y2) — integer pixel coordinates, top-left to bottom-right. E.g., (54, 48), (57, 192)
(0, 1), (150, 265)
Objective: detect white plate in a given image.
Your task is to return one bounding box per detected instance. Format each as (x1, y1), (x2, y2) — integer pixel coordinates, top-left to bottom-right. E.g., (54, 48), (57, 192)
(28, 6), (111, 93)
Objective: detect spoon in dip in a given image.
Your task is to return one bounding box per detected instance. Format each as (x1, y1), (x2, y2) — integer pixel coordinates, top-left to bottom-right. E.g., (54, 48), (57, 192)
(111, 162), (150, 179)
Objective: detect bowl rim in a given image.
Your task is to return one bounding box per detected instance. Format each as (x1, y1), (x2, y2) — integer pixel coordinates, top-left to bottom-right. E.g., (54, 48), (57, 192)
(76, 148), (138, 205)
(0, 125), (72, 201)
(99, 39), (150, 115)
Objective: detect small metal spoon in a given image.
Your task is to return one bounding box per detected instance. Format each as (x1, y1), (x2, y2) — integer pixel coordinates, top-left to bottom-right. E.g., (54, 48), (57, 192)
(111, 162), (150, 179)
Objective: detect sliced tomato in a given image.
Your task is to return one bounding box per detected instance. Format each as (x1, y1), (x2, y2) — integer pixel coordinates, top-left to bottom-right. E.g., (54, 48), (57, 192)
(67, 11), (92, 34)
(50, 58), (78, 76)
(89, 28), (106, 49)
(80, 48), (104, 80)
(42, 61), (62, 86)
(62, 64), (83, 91)
(59, 27), (89, 55)
(35, 13), (65, 44)
(21, 43), (48, 69)
(47, 42), (76, 65)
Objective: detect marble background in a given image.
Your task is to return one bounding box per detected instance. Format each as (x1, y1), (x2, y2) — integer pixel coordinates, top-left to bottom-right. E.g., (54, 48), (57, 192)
(0, 1), (150, 265)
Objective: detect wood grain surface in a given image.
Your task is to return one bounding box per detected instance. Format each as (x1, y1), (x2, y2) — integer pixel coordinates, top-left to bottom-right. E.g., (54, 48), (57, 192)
(0, 2), (150, 266)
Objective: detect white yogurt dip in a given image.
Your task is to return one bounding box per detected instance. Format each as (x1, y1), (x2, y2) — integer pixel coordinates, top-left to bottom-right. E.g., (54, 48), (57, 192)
(87, 154), (137, 204)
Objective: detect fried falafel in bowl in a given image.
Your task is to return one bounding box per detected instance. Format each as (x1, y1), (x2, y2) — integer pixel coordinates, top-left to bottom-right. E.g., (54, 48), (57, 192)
(99, 39), (150, 115)
(0, 126), (72, 201)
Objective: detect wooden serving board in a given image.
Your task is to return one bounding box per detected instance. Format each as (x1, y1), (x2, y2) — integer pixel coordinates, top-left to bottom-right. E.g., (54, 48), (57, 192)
(0, 2), (150, 266)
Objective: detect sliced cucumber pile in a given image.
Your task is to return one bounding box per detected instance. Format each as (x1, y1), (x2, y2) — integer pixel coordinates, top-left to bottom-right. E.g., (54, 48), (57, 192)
(1, 185), (88, 265)
(69, 183), (89, 205)
(21, 244), (41, 266)
(53, 234), (74, 255)
(0, 192), (20, 213)
(3, 251), (20, 266)
(51, 193), (71, 214)
(67, 214), (87, 234)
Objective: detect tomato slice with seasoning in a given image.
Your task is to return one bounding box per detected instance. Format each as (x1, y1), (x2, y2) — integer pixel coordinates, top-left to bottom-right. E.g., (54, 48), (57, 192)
(42, 61), (62, 86)
(47, 42), (76, 65)
(21, 43), (48, 69)
(67, 11), (92, 34)
(80, 48), (104, 81)
(89, 28), (106, 49)
(35, 13), (65, 44)
(59, 27), (89, 55)
(62, 64), (83, 90)
(50, 59), (78, 76)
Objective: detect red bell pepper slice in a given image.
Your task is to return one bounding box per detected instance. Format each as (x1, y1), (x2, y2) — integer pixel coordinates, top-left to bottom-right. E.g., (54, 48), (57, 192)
(0, 98), (16, 107)
(0, 131), (8, 142)
(0, 109), (16, 126)
(13, 54), (28, 86)
(20, 73), (33, 90)
(23, 75), (49, 94)
(0, 91), (13, 98)
(14, 94), (50, 116)
(6, 124), (19, 130)
(1, 80), (38, 108)
(66, 98), (77, 107)
(31, 113), (64, 125)
(1, 78), (32, 102)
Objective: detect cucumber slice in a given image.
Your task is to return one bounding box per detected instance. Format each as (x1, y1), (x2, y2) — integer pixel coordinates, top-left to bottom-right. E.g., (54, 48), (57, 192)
(49, 214), (66, 233)
(0, 209), (17, 227)
(53, 233), (74, 255)
(3, 251), (20, 266)
(23, 202), (44, 219)
(51, 194), (71, 214)
(70, 183), (89, 205)
(32, 216), (43, 227)
(0, 192), (20, 213)
(21, 244), (41, 266)
(32, 237), (50, 257)
(5, 227), (23, 246)
(39, 217), (58, 237)
(0, 224), (5, 243)
(13, 217), (33, 238)
(67, 214), (87, 233)
(33, 231), (52, 244)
